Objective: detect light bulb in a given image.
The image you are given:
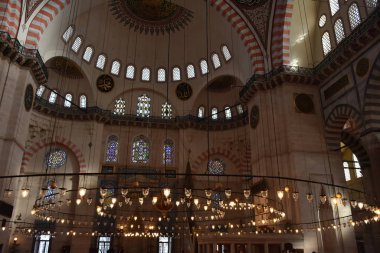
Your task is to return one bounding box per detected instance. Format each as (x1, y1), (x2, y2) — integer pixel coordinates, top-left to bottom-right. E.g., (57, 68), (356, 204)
(225, 188), (232, 198)
(110, 203), (114, 209)
(358, 201), (364, 210)
(152, 196), (158, 205)
(184, 188), (192, 198)
(243, 189), (251, 199)
(331, 197), (338, 205)
(269, 207), (274, 213)
(78, 187), (87, 197)
(142, 188), (150, 197)
(139, 197), (144, 205)
(21, 188), (30, 198)
(261, 190), (268, 198)
(204, 205), (208, 211)
(76, 198), (81, 205)
(31, 209), (36, 215)
(306, 193), (313, 203)
(193, 198), (199, 206)
(176, 201), (180, 207)
(277, 190), (284, 200)
(205, 189), (212, 198)
(163, 188), (171, 198)
(284, 186), (290, 192)
(96, 206), (102, 213)
(111, 197), (117, 204)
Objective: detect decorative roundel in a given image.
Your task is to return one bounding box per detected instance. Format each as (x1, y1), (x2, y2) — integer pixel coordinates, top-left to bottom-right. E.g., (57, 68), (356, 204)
(176, 82), (192, 101)
(96, 74), (114, 92)
(294, 93), (314, 113)
(24, 84), (34, 111)
(250, 105), (260, 129)
(356, 58), (369, 77)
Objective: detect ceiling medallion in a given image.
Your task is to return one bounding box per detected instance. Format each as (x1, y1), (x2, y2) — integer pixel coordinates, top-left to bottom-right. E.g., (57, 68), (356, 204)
(109, 0), (193, 35)
(97, 74), (115, 93)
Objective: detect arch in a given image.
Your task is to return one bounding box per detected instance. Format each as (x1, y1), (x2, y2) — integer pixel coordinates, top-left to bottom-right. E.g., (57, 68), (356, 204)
(210, 0), (265, 73)
(25, 0), (71, 48)
(341, 131), (370, 169)
(364, 52), (380, 133)
(0, 0), (22, 38)
(270, 0), (295, 68)
(324, 104), (364, 150)
(21, 136), (86, 173)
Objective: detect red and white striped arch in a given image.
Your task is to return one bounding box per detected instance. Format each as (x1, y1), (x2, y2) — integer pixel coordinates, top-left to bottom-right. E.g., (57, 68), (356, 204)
(25, 0), (71, 49)
(210, 0), (266, 74)
(0, 0), (22, 38)
(21, 136), (87, 173)
(271, 0), (294, 68)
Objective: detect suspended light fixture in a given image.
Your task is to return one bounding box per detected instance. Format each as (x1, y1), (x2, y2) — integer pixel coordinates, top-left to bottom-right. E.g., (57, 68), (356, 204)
(87, 197), (93, 205)
(205, 189), (212, 198)
(243, 189), (251, 199)
(139, 197), (144, 205)
(152, 196), (158, 205)
(111, 197), (117, 204)
(277, 190), (284, 200)
(184, 188), (192, 198)
(121, 187), (129, 197)
(320, 194), (327, 204)
(163, 188), (171, 198)
(76, 198), (81, 205)
(350, 200), (357, 208)
(292, 191), (299, 201)
(59, 187), (67, 196)
(261, 190), (268, 198)
(306, 193), (313, 203)
(78, 187), (87, 197)
(358, 201), (364, 210)
(142, 188), (150, 197)
(225, 188), (232, 198)
(21, 188), (30, 198)
(4, 189), (13, 198)
(100, 187), (108, 198)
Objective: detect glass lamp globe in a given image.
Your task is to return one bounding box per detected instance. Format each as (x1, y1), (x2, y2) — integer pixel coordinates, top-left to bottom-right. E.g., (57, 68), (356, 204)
(21, 188), (30, 198)
(78, 187), (87, 197)
(163, 188), (171, 198)
(277, 190), (284, 200)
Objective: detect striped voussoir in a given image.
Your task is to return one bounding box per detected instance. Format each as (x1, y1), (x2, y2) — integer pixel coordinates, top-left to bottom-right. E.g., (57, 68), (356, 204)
(364, 55), (380, 133)
(210, 0), (265, 74)
(0, 0), (22, 38)
(325, 104), (363, 151)
(271, 0), (294, 68)
(341, 131), (370, 169)
(21, 136), (87, 173)
(25, 0), (70, 49)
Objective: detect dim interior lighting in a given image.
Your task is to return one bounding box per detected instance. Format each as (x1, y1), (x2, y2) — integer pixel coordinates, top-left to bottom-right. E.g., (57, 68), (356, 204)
(21, 188), (30, 198)
(277, 190), (284, 200)
(78, 187), (87, 197)
(163, 188), (171, 198)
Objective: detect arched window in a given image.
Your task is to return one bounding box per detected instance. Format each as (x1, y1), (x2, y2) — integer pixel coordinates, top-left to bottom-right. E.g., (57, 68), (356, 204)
(221, 45), (232, 61)
(83, 46), (94, 62)
(62, 25), (74, 43)
(105, 135), (119, 162)
(366, 0), (378, 8)
(141, 67), (151, 81)
(200, 59), (209, 75)
(126, 65), (135, 79)
(64, 93), (72, 108)
(110, 60), (121, 76)
(45, 149), (67, 169)
(353, 154), (362, 178)
(211, 53), (222, 69)
(33, 235), (51, 253)
(208, 159), (225, 175)
(48, 90), (58, 104)
(187, 64), (196, 79)
(172, 67), (181, 81)
(137, 94), (151, 117)
(348, 3), (361, 30)
(96, 54), (107, 70)
(211, 107), (218, 120)
(71, 36), (83, 53)
(161, 102), (172, 119)
(343, 162), (351, 181)
(163, 139), (174, 165)
(322, 32), (332, 56)
(329, 0), (339, 16)
(36, 85), (46, 97)
(198, 106), (205, 118)
(319, 15), (327, 28)
(157, 68), (166, 82)
(132, 135), (149, 163)
(113, 98), (126, 115)
(334, 19), (345, 44)
(236, 104), (244, 114)
(79, 95), (87, 109)
(225, 106), (232, 120)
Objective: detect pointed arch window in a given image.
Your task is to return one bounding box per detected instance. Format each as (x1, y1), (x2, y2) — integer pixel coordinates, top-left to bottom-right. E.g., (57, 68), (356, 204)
(48, 90), (58, 104)
(343, 162), (351, 181)
(198, 106), (205, 118)
(62, 25), (74, 43)
(79, 95), (87, 109)
(186, 64), (196, 79)
(172, 67), (181, 81)
(329, 0), (339, 16)
(157, 68), (166, 82)
(163, 139), (174, 165)
(322, 32), (332, 56)
(225, 106), (232, 120)
(211, 53), (222, 69)
(137, 94), (151, 117)
(96, 54), (107, 70)
(334, 19), (345, 44)
(211, 107), (218, 120)
(105, 135), (119, 162)
(71, 36), (83, 53)
(126, 65), (135, 79)
(132, 135), (150, 163)
(200, 59), (209, 75)
(113, 98), (126, 115)
(64, 93), (72, 108)
(141, 67), (151, 81)
(36, 85), (46, 97)
(83, 46), (94, 62)
(348, 3), (361, 30)
(161, 102), (172, 119)
(110, 60), (121, 76)
(221, 45), (232, 61)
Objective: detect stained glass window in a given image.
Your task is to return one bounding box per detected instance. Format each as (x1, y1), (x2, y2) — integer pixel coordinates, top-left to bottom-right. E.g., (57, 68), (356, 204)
(198, 106), (205, 118)
(208, 159), (225, 175)
(187, 64), (196, 79)
(113, 98), (126, 115)
(137, 94), (151, 117)
(200, 59), (209, 75)
(83, 47), (94, 62)
(141, 67), (151, 81)
(163, 139), (174, 165)
(348, 3), (361, 31)
(45, 149), (67, 169)
(322, 32), (332, 56)
(211, 107), (218, 120)
(64, 93), (72, 108)
(126, 65), (135, 79)
(161, 102), (172, 119)
(158, 68), (166, 82)
(212, 53), (221, 69)
(71, 36), (83, 53)
(80, 95), (87, 109)
(132, 135), (149, 163)
(62, 25), (74, 43)
(96, 54), (107, 70)
(48, 90), (58, 104)
(222, 45), (232, 61)
(36, 85), (45, 97)
(105, 135), (119, 162)
(334, 19), (345, 44)
(225, 106), (232, 120)
(110, 60), (121, 75)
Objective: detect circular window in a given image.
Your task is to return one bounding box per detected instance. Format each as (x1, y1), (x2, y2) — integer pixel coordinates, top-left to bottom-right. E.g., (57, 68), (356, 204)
(319, 15), (327, 28)
(208, 159), (225, 175)
(45, 149), (67, 169)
